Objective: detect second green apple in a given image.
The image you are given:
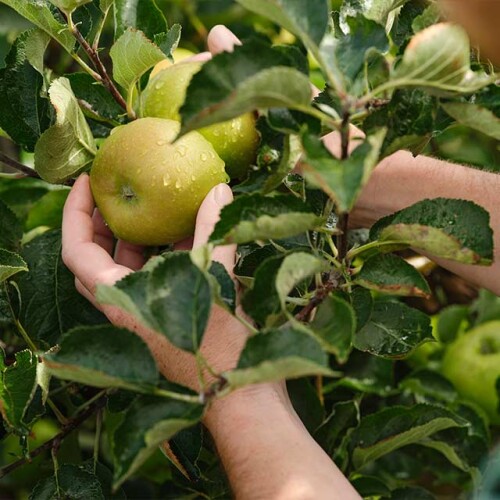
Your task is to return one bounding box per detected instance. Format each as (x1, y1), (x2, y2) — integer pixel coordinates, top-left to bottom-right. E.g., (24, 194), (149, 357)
(141, 61), (259, 180)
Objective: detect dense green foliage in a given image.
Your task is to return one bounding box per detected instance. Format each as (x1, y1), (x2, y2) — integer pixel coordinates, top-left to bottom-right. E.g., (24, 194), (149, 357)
(0, 0), (499, 498)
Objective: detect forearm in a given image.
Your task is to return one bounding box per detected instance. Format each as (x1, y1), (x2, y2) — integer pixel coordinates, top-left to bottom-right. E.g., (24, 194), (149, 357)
(205, 386), (360, 500)
(353, 151), (500, 294)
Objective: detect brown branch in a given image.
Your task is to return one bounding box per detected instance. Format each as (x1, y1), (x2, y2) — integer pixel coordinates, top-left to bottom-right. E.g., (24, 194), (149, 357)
(0, 394), (107, 479)
(336, 111), (351, 260)
(295, 275), (340, 323)
(68, 16), (129, 114)
(0, 151), (41, 179)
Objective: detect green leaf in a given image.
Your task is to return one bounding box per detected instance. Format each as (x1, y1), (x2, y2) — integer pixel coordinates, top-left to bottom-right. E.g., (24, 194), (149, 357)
(0, 249), (28, 282)
(180, 39), (313, 135)
(0, 0), (75, 54)
(363, 88), (439, 156)
(350, 404), (467, 469)
(15, 230), (107, 347)
(110, 27), (165, 91)
(275, 252), (326, 309)
(370, 198), (494, 265)
(66, 73), (125, 122)
(97, 252), (212, 353)
(333, 351), (394, 395)
(0, 350), (38, 434)
(354, 301), (433, 358)
(400, 369), (458, 404)
(153, 24), (182, 58)
(34, 77), (97, 183)
(24, 28), (51, 76)
(356, 253), (430, 298)
(147, 253), (212, 352)
(210, 194), (323, 245)
(242, 254), (285, 327)
(350, 476), (391, 498)
(391, 487), (435, 500)
(114, 0), (168, 41)
(30, 463), (106, 500)
(0, 199), (23, 251)
(224, 325), (333, 389)
(208, 261), (236, 314)
(315, 400), (360, 458)
(325, 15), (389, 91)
(340, 0), (409, 26)
(311, 294), (356, 363)
(0, 30), (52, 151)
(236, 0), (329, 48)
(442, 102), (500, 141)
(436, 304), (468, 343)
(99, 0), (114, 12)
(112, 394), (203, 488)
(301, 128), (386, 212)
(43, 325), (159, 392)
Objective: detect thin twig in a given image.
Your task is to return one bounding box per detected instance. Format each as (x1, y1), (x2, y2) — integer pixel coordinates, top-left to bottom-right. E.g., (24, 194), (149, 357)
(0, 394), (107, 479)
(0, 151), (41, 179)
(66, 13), (129, 115)
(336, 110), (351, 261)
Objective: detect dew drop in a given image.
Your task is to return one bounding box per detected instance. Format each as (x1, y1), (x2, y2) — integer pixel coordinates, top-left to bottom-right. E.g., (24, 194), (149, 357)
(154, 82), (164, 90)
(163, 174), (171, 186)
(176, 145), (187, 157)
(175, 179), (181, 189)
(213, 129), (221, 137)
(200, 152), (208, 161)
(157, 140), (166, 146)
(191, 174), (196, 181)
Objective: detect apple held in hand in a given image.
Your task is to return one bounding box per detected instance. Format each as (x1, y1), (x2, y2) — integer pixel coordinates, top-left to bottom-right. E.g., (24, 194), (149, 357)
(442, 321), (500, 425)
(149, 47), (196, 79)
(141, 61), (260, 180)
(90, 118), (227, 246)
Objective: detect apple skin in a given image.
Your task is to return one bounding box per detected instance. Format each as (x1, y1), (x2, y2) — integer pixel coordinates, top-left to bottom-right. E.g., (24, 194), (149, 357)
(441, 321), (500, 425)
(141, 61), (260, 180)
(90, 118), (227, 246)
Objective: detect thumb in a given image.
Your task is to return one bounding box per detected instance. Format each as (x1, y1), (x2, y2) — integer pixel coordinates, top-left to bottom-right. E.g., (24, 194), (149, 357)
(207, 25), (242, 55)
(193, 183), (236, 273)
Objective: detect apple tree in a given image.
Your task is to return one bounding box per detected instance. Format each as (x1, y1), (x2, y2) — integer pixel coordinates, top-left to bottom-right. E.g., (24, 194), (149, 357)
(0, 0), (499, 498)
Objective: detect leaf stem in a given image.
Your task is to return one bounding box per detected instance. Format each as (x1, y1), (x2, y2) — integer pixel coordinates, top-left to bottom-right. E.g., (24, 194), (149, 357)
(0, 151), (41, 179)
(0, 394), (107, 480)
(151, 387), (201, 404)
(93, 409), (102, 471)
(66, 13), (130, 115)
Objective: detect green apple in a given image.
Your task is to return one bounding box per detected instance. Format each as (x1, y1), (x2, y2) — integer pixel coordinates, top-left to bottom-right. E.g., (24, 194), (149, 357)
(441, 321), (500, 425)
(141, 61), (260, 179)
(90, 118), (227, 246)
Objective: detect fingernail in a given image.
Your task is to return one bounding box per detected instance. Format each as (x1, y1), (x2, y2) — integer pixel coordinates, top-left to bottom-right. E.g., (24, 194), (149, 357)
(213, 183), (231, 207)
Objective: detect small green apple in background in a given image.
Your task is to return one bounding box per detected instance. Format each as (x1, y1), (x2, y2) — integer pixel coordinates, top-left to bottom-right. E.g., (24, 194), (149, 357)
(441, 321), (500, 425)
(90, 118), (226, 246)
(141, 61), (260, 180)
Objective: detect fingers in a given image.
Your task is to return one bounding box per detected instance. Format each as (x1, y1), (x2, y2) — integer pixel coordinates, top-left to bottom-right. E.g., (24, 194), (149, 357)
(193, 184), (236, 273)
(62, 174), (131, 293)
(207, 25), (241, 54)
(114, 240), (145, 271)
(185, 51), (212, 63)
(92, 209), (114, 254)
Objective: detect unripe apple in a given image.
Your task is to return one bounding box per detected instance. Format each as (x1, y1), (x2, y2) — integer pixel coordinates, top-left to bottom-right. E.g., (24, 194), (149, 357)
(90, 118), (227, 246)
(141, 61), (260, 180)
(441, 322), (500, 425)
(396, 23), (470, 87)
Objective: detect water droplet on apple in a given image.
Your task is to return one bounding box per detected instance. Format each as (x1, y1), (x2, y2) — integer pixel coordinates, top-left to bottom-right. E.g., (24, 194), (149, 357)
(200, 152), (208, 161)
(191, 174), (196, 181)
(155, 82), (164, 90)
(157, 140), (166, 146)
(175, 145), (187, 157)
(163, 174), (171, 186)
(175, 179), (181, 189)
(213, 129), (221, 137)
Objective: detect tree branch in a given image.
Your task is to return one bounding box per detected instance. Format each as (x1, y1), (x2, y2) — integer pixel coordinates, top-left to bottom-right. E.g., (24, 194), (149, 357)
(0, 151), (41, 179)
(67, 14), (130, 116)
(336, 110), (351, 261)
(0, 394), (107, 479)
